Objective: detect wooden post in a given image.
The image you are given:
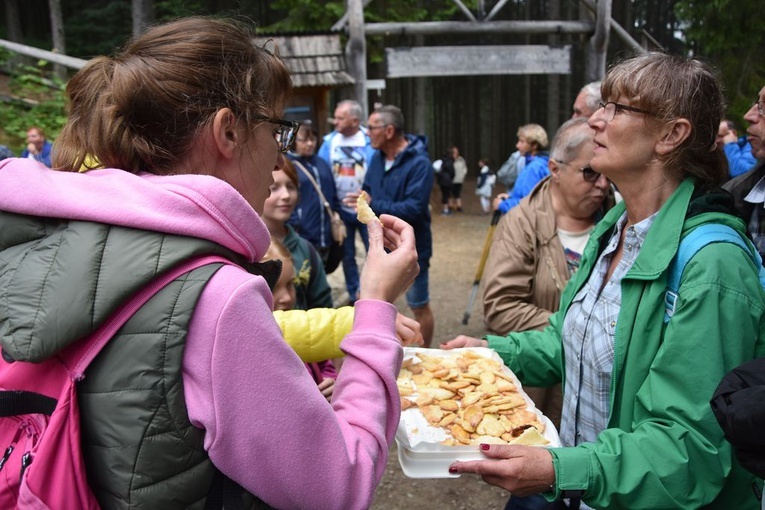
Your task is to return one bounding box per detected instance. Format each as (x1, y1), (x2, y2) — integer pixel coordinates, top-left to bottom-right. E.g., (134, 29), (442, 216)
(346, 0), (368, 119)
(585, 0), (611, 82)
(579, 0), (644, 55)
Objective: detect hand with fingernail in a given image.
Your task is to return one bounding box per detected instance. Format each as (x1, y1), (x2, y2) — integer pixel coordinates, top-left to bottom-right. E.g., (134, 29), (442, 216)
(447, 443), (556, 497)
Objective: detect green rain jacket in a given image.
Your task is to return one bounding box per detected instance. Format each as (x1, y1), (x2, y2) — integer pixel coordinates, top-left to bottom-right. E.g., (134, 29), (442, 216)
(487, 179), (765, 509)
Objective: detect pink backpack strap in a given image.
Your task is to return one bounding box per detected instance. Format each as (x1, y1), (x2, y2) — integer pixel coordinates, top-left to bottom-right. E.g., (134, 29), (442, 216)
(61, 255), (237, 381)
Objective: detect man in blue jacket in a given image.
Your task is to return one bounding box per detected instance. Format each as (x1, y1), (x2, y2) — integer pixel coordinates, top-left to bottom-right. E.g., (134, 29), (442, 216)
(355, 104), (435, 346)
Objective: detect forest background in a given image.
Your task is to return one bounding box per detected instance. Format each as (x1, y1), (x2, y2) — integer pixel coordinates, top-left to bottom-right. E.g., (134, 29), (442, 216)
(1, 0), (764, 174)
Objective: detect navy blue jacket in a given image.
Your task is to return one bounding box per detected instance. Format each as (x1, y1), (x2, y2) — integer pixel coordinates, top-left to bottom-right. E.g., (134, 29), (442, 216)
(363, 135), (433, 263)
(287, 153), (340, 249)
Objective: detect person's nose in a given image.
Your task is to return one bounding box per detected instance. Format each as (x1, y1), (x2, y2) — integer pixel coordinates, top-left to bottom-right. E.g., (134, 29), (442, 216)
(588, 107), (606, 129)
(594, 173), (609, 189)
(744, 103), (759, 125)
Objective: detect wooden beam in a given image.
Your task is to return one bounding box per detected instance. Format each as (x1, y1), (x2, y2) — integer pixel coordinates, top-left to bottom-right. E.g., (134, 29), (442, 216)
(451, 0), (477, 22)
(0, 38), (87, 69)
(484, 0), (512, 22)
(578, 0), (645, 54)
(386, 45), (571, 78)
(365, 20), (593, 37)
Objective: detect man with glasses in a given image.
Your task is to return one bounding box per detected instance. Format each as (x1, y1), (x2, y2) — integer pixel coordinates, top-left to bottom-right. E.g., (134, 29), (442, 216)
(318, 100), (376, 304)
(483, 119), (614, 456)
(352, 104), (436, 347)
(724, 88), (765, 259)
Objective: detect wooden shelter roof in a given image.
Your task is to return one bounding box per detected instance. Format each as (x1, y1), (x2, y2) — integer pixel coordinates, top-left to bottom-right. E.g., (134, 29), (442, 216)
(254, 32), (354, 88)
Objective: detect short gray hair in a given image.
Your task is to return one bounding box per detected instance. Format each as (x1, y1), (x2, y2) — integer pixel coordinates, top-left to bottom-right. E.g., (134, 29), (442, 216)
(373, 104), (405, 135)
(338, 100), (363, 120)
(550, 117), (592, 163)
(580, 81), (602, 114)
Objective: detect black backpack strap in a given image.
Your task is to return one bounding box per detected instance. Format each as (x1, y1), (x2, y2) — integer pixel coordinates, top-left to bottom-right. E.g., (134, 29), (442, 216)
(205, 469), (244, 510)
(0, 390), (57, 417)
(205, 469), (275, 510)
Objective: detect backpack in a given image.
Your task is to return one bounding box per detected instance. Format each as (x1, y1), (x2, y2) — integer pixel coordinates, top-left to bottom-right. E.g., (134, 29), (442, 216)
(0, 255), (235, 509)
(496, 151), (525, 189)
(664, 224), (765, 323)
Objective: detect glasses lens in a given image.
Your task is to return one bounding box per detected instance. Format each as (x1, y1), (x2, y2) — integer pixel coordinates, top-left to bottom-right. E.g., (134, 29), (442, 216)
(604, 103), (617, 122)
(582, 167), (600, 182)
(758, 101), (765, 117)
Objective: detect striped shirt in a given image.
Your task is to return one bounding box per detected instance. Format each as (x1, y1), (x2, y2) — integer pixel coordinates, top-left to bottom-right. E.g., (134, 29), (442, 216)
(560, 211), (656, 448)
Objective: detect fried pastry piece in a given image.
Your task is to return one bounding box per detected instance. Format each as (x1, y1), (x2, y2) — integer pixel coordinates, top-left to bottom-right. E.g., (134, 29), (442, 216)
(509, 426), (550, 446)
(356, 191), (380, 224)
(401, 398), (417, 411)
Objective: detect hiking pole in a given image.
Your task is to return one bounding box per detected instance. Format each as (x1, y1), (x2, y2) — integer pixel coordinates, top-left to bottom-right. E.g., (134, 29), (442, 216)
(462, 209), (502, 325)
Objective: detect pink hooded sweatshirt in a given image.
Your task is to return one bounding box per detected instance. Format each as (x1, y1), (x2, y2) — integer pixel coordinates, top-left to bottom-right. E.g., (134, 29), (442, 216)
(0, 159), (402, 509)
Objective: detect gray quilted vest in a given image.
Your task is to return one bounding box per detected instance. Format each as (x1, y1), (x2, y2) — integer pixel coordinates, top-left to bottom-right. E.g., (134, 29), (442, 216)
(0, 210), (278, 509)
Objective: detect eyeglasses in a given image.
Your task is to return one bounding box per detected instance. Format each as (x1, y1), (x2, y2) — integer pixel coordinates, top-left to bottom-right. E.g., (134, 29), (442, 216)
(257, 116), (300, 152)
(597, 101), (652, 123)
(752, 100), (764, 118)
(556, 160), (602, 182)
(367, 124), (389, 131)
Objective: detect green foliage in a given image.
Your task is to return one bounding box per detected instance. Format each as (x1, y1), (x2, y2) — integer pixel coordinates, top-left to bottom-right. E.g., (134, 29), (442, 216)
(674, 0), (765, 122)
(62, 0), (132, 57)
(263, 0), (458, 63)
(0, 50), (67, 153)
(265, 0), (458, 32)
(155, 0), (206, 20)
(265, 0), (343, 31)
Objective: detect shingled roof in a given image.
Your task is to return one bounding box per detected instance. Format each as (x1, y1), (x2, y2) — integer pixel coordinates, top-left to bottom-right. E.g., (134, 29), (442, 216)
(253, 32), (355, 88)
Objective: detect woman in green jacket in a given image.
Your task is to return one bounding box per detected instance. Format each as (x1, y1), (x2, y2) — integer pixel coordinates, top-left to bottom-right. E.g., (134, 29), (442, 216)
(444, 52), (765, 509)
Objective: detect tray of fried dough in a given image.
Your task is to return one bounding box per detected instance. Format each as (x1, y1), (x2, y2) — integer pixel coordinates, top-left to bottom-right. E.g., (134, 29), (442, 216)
(395, 347), (560, 478)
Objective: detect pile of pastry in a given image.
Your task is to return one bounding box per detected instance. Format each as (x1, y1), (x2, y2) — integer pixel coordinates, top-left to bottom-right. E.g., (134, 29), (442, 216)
(397, 350), (549, 446)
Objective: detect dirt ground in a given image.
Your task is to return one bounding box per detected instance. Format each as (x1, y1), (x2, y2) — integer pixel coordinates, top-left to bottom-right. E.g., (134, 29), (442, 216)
(327, 179), (512, 510)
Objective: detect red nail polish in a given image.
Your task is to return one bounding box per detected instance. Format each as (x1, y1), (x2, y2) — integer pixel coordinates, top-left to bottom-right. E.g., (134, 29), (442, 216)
(480, 443), (490, 451)
(448, 466), (458, 474)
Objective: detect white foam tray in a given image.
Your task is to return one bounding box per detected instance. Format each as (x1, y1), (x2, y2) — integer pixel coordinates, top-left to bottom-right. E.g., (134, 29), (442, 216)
(395, 347), (561, 479)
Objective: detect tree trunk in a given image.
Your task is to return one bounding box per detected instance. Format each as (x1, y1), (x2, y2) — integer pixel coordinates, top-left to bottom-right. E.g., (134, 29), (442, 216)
(547, 0), (561, 131)
(48, 0), (66, 81)
(4, 0), (23, 43)
(132, 0), (155, 36)
(346, 0), (368, 119)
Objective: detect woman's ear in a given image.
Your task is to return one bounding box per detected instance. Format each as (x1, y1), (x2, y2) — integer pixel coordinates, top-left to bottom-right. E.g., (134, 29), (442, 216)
(211, 108), (239, 159)
(656, 118), (692, 156)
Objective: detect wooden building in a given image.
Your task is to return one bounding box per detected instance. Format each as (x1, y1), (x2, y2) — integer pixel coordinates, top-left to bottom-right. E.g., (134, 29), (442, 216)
(254, 32), (354, 139)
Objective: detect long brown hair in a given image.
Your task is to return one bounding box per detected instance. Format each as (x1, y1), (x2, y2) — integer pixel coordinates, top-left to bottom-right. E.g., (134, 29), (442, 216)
(54, 17), (292, 174)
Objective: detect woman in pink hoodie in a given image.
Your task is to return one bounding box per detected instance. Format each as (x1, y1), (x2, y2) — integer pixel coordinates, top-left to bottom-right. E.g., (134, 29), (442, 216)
(0, 17), (418, 510)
